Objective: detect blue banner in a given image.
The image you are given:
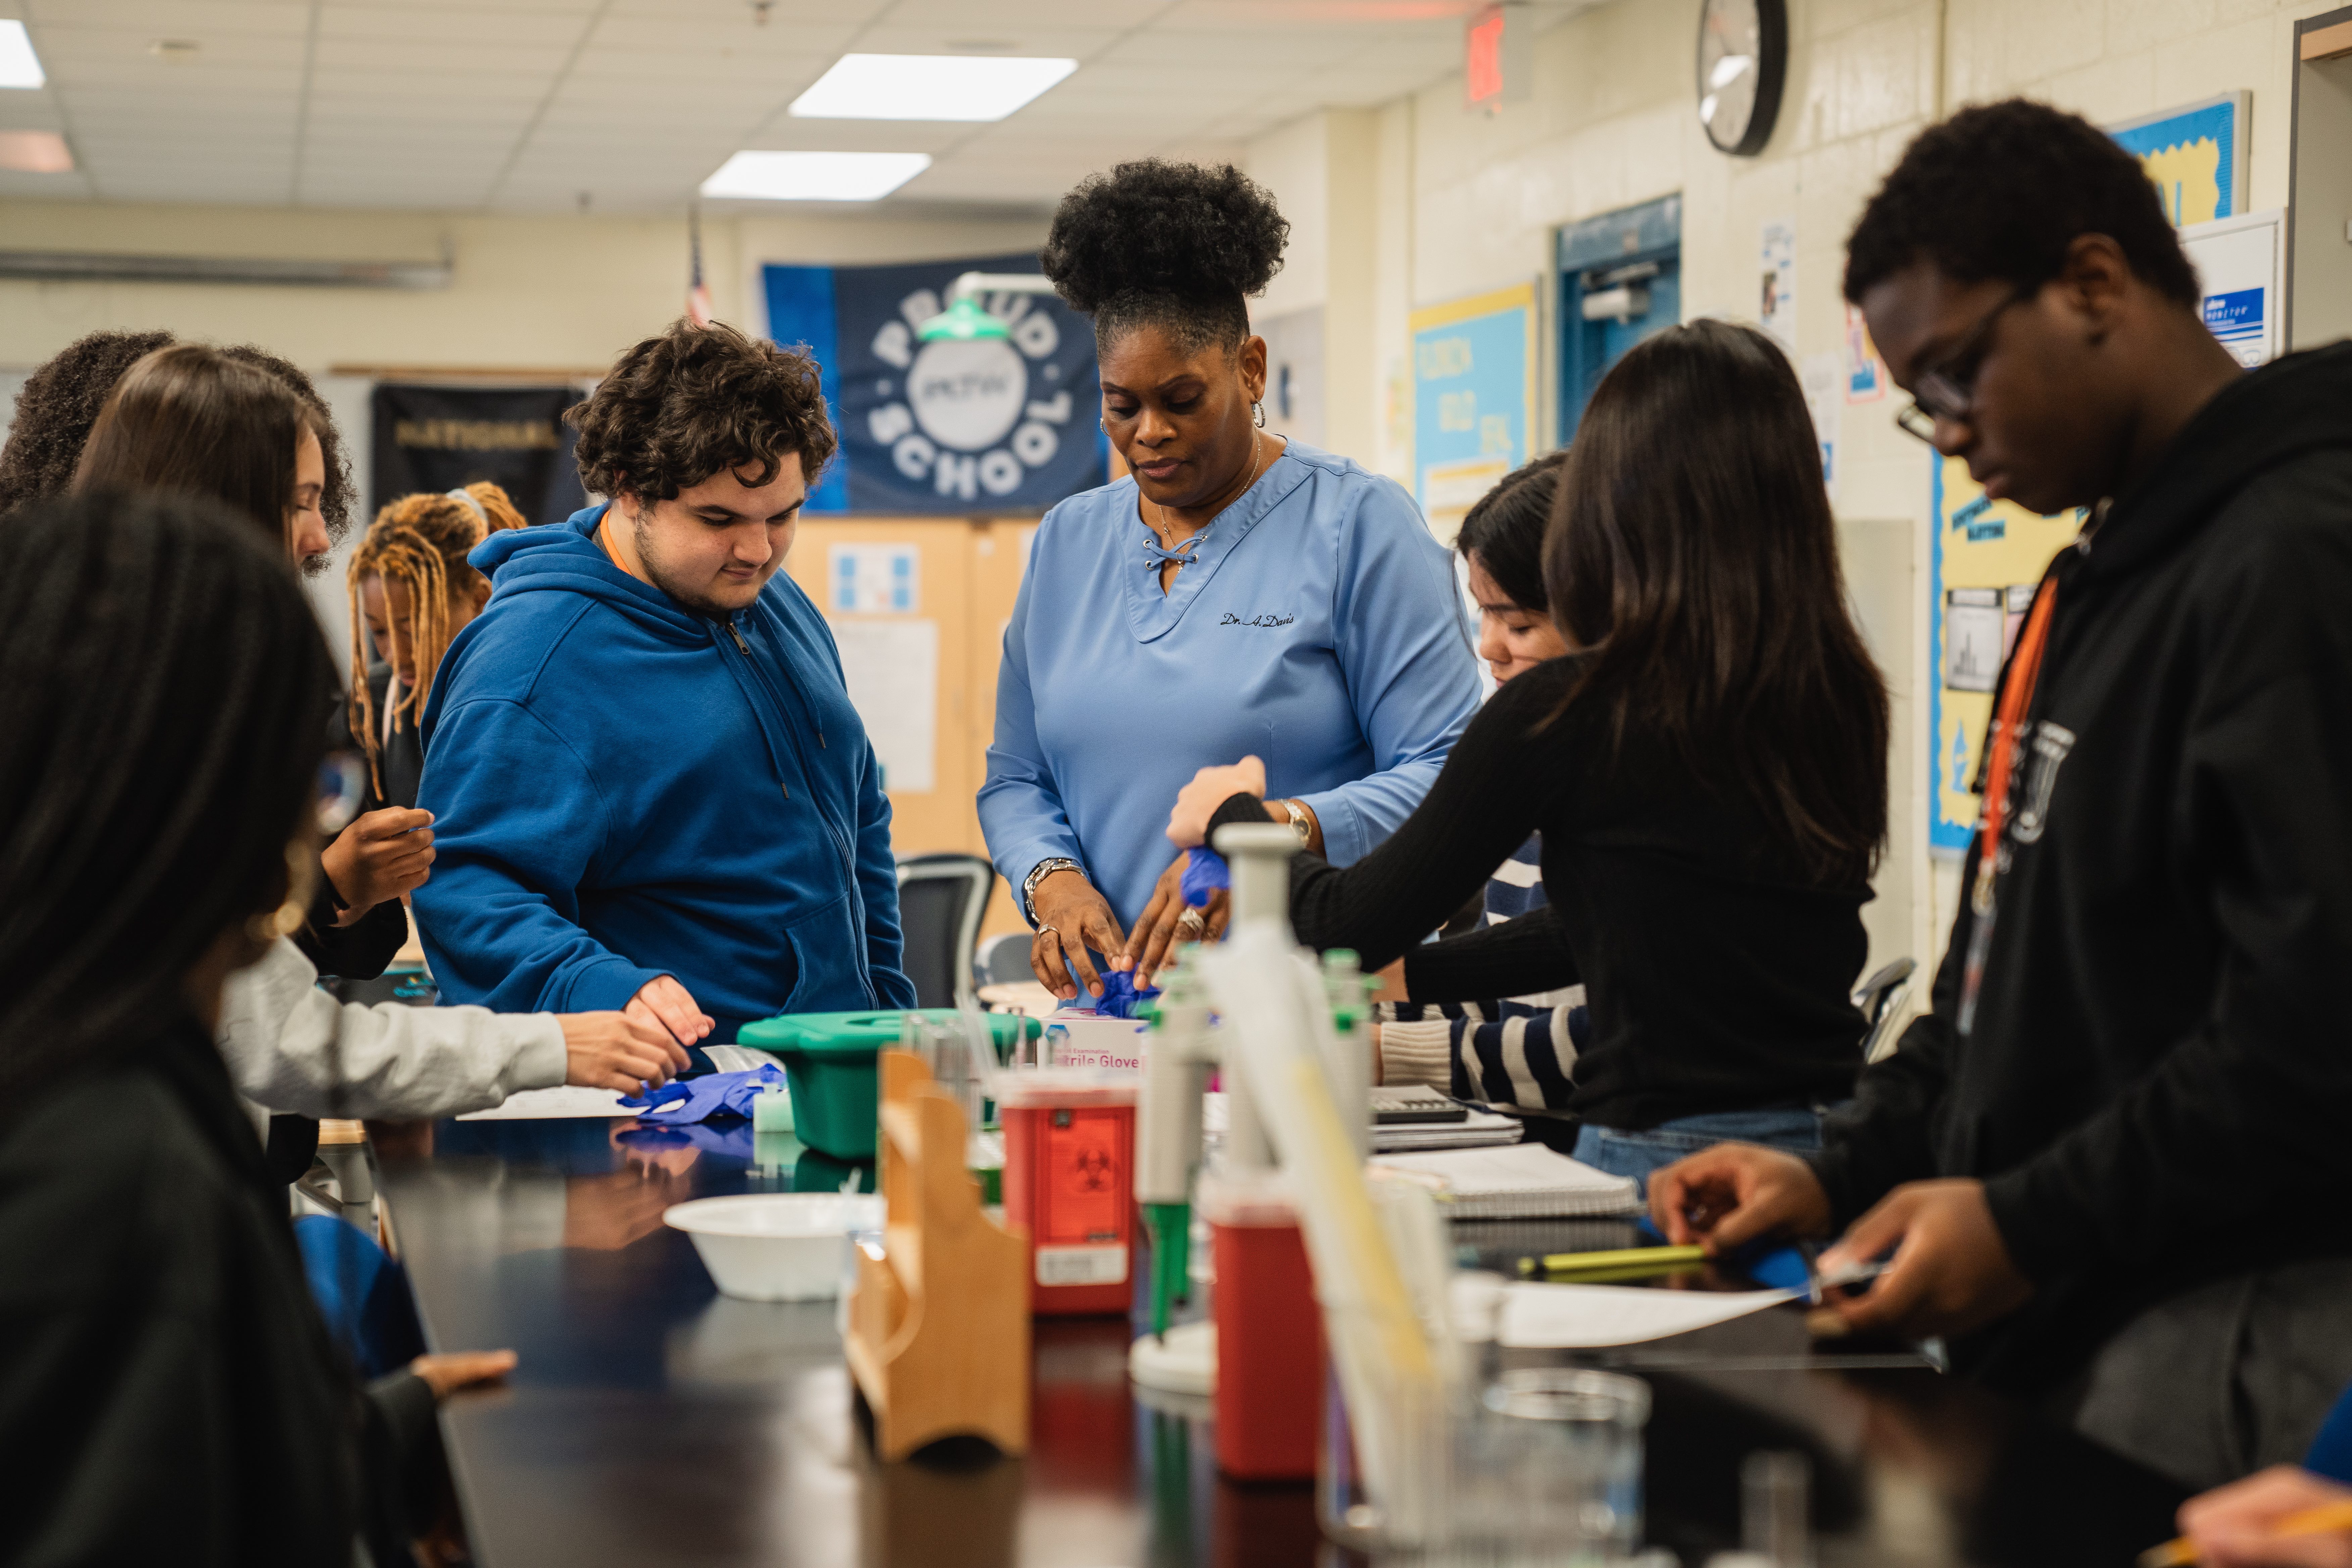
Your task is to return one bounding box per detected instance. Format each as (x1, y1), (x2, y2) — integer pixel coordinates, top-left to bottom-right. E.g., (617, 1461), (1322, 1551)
(763, 252), (1103, 514)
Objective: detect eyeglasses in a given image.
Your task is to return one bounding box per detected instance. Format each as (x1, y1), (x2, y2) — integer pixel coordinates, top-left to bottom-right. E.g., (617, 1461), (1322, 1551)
(1894, 286), (2028, 444)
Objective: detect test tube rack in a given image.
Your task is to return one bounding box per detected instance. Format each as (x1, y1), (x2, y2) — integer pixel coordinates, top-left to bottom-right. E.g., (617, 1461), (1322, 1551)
(845, 1048), (1032, 1461)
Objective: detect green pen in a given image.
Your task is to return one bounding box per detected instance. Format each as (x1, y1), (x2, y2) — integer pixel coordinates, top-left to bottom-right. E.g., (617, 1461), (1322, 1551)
(1517, 1243), (1710, 1279)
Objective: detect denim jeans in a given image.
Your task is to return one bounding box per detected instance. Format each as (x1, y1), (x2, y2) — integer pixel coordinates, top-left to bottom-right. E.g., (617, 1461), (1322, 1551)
(1571, 1104), (1834, 1199)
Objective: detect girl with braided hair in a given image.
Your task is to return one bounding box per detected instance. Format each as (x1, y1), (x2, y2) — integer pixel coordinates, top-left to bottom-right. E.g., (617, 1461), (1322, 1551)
(346, 482), (528, 809)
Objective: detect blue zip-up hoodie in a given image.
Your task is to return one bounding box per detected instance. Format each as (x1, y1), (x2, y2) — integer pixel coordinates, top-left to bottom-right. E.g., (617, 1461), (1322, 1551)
(412, 503), (916, 1041)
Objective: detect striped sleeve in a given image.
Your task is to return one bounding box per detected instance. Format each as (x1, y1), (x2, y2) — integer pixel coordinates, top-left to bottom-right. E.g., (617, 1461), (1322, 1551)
(1449, 1001), (1581, 1110)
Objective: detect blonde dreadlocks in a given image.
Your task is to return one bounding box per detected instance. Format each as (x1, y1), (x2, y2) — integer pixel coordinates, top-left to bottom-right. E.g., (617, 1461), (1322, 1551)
(344, 481), (525, 797)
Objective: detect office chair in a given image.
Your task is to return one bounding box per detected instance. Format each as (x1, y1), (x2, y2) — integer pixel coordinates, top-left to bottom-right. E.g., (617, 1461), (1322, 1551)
(977, 931), (1034, 988)
(1853, 957), (1918, 1063)
(894, 853), (996, 1011)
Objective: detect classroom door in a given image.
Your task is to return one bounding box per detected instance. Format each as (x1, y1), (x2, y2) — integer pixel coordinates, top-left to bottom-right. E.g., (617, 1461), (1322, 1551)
(1557, 195), (1683, 443)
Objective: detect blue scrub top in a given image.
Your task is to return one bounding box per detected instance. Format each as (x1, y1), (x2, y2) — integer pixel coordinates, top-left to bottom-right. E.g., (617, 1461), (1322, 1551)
(979, 439), (1483, 930)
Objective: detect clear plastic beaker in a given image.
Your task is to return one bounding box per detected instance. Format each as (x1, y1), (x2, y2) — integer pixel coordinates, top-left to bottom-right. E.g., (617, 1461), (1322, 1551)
(1460, 1367), (1651, 1565)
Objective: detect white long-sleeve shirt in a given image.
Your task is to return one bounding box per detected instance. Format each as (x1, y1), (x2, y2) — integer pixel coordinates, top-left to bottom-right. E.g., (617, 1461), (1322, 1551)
(217, 937), (566, 1122)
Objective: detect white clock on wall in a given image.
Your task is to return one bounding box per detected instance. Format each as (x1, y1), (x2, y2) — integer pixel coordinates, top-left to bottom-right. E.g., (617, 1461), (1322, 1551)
(1697, 0), (1787, 156)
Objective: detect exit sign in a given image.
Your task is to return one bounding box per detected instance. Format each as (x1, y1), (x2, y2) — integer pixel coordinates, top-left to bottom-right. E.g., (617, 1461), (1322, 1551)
(1464, 4), (1531, 112)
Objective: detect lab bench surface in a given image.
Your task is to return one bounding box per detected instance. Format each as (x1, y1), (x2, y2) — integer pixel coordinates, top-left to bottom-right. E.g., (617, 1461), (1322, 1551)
(375, 1117), (2186, 1568)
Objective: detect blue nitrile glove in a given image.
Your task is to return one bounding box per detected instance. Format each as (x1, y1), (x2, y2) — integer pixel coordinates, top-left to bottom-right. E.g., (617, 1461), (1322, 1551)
(1180, 847), (1229, 909)
(615, 1119), (757, 1165)
(622, 1064), (788, 1125)
(619, 1078), (693, 1112)
(1074, 969), (1161, 1021)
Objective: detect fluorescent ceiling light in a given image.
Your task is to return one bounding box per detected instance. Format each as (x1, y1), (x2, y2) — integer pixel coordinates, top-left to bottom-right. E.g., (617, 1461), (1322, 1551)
(0, 21), (46, 90)
(788, 53), (1076, 122)
(700, 150), (931, 202)
(0, 130), (70, 172)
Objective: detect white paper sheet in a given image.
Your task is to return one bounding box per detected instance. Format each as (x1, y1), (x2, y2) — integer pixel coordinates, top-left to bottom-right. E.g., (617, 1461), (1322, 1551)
(457, 1085), (640, 1120)
(1498, 1282), (1799, 1349)
(831, 617), (938, 792)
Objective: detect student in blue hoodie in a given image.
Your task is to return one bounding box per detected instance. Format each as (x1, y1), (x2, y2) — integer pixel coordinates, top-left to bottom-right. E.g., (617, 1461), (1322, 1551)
(412, 322), (917, 1049)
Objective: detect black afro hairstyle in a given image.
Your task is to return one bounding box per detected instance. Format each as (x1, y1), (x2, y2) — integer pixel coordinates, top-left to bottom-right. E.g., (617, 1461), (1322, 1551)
(1845, 99), (2199, 307)
(1040, 159), (1289, 353)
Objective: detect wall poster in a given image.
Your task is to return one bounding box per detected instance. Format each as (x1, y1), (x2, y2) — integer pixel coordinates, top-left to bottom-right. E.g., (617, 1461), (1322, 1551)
(2108, 92), (2249, 227)
(1410, 281), (1536, 545)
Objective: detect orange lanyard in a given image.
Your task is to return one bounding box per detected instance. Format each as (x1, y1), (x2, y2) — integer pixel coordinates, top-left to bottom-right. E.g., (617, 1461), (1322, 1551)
(1971, 577), (2059, 911)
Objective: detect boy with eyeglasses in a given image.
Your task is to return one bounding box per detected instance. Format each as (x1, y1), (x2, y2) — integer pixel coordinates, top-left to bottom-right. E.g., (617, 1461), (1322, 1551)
(1648, 99), (2352, 1490)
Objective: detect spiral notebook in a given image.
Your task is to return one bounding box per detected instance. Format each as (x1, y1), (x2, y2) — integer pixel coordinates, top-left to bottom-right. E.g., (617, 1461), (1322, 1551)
(1368, 1142), (1641, 1220)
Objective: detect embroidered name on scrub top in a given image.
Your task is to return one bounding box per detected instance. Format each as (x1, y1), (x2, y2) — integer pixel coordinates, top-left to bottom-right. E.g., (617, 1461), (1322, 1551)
(1220, 612), (1296, 628)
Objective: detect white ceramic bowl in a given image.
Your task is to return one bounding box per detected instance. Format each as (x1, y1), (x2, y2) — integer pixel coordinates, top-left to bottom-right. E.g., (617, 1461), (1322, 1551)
(664, 1193), (884, 1303)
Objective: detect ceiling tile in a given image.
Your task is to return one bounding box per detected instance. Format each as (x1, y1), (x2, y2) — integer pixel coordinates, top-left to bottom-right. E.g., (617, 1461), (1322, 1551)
(22, 0), (310, 36)
(317, 5), (594, 45)
(311, 37), (577, 73)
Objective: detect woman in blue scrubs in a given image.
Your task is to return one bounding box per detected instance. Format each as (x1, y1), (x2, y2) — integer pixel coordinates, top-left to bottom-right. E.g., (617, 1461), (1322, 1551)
(980, 160), (1482, 1000)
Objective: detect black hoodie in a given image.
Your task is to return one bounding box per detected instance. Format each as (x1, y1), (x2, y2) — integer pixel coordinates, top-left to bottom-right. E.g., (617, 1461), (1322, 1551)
(1811, 342), (2352, 1395)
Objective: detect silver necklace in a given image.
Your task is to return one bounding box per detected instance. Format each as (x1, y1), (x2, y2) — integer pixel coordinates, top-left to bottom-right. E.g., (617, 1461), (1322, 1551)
(1149, 429), (1266, 572)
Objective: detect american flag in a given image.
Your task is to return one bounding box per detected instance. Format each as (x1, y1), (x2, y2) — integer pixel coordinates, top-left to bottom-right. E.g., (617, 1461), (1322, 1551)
(686, 203), (713, 328)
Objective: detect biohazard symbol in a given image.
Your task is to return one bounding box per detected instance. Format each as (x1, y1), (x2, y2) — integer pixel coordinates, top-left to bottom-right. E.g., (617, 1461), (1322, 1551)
(1069, 1145), (1115, 1194)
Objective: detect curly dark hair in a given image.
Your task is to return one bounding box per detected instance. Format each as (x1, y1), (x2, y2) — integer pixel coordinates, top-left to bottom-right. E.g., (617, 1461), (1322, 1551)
(570, 320), (838, 503)
(1845, 99), (2198, 307)
(0, 329), (357, 553)
(1041, 160), (1289, 351)
(0, 330), (174, 517)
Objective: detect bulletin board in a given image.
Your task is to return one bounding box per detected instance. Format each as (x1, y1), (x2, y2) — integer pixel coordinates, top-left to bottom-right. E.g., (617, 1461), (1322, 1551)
(1924, 90), (2257, 853)
(2108, 93), (2249, 226)
(1411, 281), (1537, 544)
(1926, 469), (2082, 851)
(784, 516), (1034, 937)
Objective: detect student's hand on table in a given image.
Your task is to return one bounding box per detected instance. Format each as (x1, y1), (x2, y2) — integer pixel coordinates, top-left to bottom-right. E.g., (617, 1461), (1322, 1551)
(2179, 1466), (2352, 1567)
(411, 1349), (517, 1402)
(1164, 755), (1268, 849)
(559, 1011), (691, 1091)
(1649, 1141), (1833, 1252)
(321, 807), (435, 923)
(627, 975), (713, 1050)
(1126, 853), (1230, 986)
(1370, 956), (1407, 1002)
(1814, 1178), (2033, 1339)
(1030, 869), (1126, 1001)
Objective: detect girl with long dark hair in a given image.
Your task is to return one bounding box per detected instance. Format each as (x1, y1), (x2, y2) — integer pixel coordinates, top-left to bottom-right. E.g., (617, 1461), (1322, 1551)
(0, 493), (513, 1564)
(1168, 320), (1890, 1186)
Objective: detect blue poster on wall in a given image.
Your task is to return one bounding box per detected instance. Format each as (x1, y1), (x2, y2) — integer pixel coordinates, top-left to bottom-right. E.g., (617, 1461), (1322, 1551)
(1408, 281), (1535, 543)
(762, 252), (1104, 514)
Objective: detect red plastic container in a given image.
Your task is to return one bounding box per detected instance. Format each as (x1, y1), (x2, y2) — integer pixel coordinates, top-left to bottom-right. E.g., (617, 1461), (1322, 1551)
(998, 1071), (1139, 1316)
(1206, 1176), (1323, 1481)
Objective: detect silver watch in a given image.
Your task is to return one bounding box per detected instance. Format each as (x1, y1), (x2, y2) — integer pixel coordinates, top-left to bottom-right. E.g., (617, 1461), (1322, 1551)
(1278, 798), (1313, 846)
(1023, 856), (1083, 923)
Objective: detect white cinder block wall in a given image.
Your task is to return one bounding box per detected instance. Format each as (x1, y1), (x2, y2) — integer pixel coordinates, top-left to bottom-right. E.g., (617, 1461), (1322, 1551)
(1249, 0), (2344, 1010)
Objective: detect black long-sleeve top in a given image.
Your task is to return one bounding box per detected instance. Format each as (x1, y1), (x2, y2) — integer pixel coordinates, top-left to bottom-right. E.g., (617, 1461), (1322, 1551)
(0, 1017), (432, 1565)
(1207, 656), (1870, 1131)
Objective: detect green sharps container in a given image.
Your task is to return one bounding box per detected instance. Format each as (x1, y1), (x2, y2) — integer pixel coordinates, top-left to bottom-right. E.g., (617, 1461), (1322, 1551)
(736, 1009), (1040, 1160)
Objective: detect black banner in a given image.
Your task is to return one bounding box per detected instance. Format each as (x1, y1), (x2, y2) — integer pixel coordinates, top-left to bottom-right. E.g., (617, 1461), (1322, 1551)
(369, 384), (587, 527)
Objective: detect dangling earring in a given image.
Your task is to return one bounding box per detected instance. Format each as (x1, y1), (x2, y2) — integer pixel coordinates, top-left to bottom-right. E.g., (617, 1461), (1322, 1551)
(1252, 399), (1267, 429)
